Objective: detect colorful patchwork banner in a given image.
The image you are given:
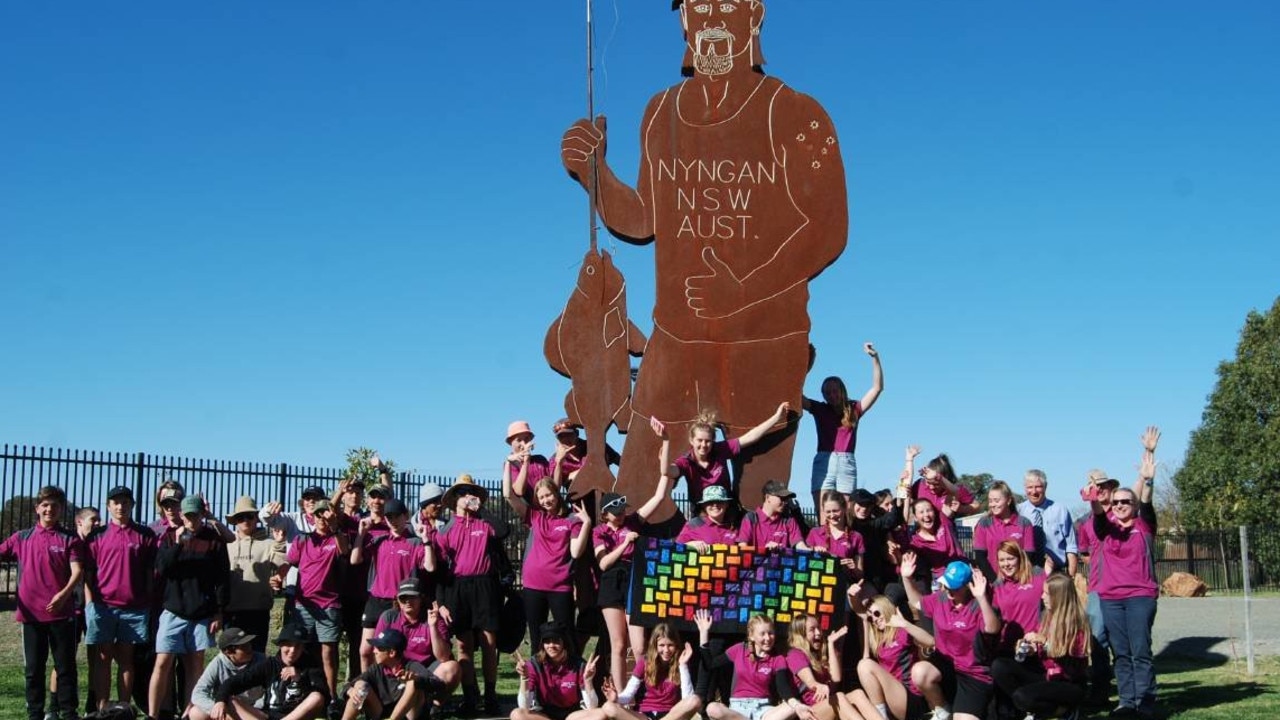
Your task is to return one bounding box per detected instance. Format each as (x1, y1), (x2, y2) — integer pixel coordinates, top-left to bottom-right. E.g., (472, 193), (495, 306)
(629, 538), (847, 633)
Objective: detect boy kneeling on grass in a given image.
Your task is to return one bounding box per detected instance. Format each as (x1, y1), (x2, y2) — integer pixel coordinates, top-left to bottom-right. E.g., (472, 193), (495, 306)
(205, 624), (329, 720)
(341, 628), (439, 720)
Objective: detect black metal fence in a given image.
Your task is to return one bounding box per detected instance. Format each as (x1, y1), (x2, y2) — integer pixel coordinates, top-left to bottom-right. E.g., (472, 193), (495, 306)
(4, 444), (1278, 599)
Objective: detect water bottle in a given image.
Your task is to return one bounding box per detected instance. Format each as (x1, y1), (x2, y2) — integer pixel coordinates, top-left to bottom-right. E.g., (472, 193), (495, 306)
(352, 680), (370, 709)
(1015, 640), (1032, 663)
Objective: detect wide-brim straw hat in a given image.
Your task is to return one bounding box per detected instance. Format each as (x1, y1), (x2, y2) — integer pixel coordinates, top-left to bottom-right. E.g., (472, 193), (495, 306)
(442, 473), (489, 509)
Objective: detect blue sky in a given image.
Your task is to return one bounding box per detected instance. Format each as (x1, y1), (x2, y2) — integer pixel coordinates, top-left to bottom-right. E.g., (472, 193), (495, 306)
(3, 1), (1277, 510)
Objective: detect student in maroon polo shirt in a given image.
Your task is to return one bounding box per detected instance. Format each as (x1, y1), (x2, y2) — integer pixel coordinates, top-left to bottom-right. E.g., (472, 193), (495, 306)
(549, 419), (621, 493)
(738, 481), (809, 552)
(0, 485), (86, 720)
(354, 498), (433, 673)
(849, 594), (934, 720)
(1090, 428), (1161, 720)
(511, 622), (601, 720)
(989, 539), (1046, 658)
(276, 498), (350, 703)
(902, 558), (1000, 720)
(675, 485), (742, 551)
(505, 421), (553, 503)
(671, 403), (792, 507)
(503, 468), (593, 649)
(909, 455), (978, 523)
(374, 580), (460, 702)
(695, 609), (806, 720)
(971, 481), (1037, 582)
(85, 485), (158, 714)
(595, 417), (677, 693)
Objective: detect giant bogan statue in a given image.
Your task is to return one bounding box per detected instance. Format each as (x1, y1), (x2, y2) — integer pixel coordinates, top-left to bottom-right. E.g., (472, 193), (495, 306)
(561, 0), (847, 522)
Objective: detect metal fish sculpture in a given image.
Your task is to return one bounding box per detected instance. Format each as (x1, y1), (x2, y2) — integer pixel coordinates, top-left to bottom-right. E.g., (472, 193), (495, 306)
(544, 248), (646, 500)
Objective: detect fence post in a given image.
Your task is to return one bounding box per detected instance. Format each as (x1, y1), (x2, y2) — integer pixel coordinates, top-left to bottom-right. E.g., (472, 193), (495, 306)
(277, 463), (288, 506)
(1240, 525), (1255, 676)
(133, 452), (146, 523)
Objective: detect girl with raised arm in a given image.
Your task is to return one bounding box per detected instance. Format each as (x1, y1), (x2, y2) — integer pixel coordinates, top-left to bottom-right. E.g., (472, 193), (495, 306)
(900, 556), (1001, 720)
(583, 623), (702, 720)
(802, 342), (883, 509)
(785, 614), (857, 720)
(596, 418), (676, 691)
(511, 622), (600, 720)
(695, 609), (808, 720)
(849, 595), (934, 720)
(672, 403), (791, 507)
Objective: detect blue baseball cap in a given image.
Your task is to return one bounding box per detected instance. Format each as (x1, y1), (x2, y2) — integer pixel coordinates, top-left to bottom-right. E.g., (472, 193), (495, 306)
(939, 561), (973, 591)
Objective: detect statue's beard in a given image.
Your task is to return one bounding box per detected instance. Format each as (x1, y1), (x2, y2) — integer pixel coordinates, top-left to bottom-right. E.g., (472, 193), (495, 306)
(693, 27), (736, 76)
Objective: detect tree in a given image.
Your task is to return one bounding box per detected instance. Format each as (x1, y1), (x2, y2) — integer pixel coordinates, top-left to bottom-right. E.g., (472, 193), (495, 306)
(344, 447), (398, 487)
(1174, 297), (1280, 529)
(0, 495), (35, 539)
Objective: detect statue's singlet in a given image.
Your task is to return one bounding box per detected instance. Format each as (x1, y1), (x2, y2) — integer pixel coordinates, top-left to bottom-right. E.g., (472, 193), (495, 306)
(642, 75), (812, 344)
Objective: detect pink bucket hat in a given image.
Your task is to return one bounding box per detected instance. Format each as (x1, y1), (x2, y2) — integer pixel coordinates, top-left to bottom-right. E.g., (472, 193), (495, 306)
(506, 420), (534, 444)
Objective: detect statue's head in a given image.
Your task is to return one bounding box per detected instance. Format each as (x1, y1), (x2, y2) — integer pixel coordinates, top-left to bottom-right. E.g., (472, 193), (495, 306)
(673, 0), (765, 77)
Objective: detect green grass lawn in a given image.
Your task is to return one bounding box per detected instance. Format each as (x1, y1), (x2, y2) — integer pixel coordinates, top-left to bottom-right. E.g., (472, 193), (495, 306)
(0, 611), (1275, 720)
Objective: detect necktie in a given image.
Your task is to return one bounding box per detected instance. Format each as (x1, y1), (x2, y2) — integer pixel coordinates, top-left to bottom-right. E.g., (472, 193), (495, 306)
(1032, 508), (1043, 528)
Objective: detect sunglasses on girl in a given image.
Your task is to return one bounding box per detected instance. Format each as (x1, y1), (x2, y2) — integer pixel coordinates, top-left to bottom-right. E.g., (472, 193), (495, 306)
(1112, 498), (1134, 506)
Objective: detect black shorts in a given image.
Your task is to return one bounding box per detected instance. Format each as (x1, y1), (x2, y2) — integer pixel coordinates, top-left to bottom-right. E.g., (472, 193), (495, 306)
(363, 597), (395, 629)
(443, 575), (501, 634)
(903, 691), (930, 720)
(540, 707), (575, 720)
(597, 563), (632, 609)
(930, 655), (992, 718)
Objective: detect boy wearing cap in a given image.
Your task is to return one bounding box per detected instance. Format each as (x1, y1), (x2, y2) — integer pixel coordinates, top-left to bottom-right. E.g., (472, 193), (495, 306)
(225, 496), (288, 653)
(188, 628), (267, 720)
(85, 485), (158, 713)
(375, 581), (459, 698)
(738, 481), (809, 552)
(339, 481), (392, 682)
(149, 494), (231, 720)
(210, 624), (330, 720)
(354, 498), (434, 672)
(261, 485), (328, 543)
(0, 485), (86, 720)
(549, 419), (621, 490)
(343, 629), (433, 720)
(276, 499), (351, 702)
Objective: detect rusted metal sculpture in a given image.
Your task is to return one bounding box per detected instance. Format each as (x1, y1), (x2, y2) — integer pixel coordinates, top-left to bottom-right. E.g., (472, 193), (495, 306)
(559, 0), (848, 521)
(544, 248), (646, 500)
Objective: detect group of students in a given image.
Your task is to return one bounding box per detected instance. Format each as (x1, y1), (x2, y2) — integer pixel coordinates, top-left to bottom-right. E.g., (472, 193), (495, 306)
(3, 349), (1164, 720)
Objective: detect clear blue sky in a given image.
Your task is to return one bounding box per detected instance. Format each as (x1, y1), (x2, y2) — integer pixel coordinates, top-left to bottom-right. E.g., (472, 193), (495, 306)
(3, 1), (1278, 510)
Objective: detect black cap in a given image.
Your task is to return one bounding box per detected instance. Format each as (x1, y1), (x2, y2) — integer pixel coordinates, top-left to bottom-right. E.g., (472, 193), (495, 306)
(107, 485), (134, 501)
(851, 489), (876, 506)
(396, 579), (422, 598)
(301, 485), (327, 499)
(384, 498), (409, 516)
(539, 621), (569, 643)
(275, 624), (308, 645)
(367, 485), (391, 499)
(217, 627), (256, 650)
(370, 628), (407, 653)
(763, 480), (795, 499)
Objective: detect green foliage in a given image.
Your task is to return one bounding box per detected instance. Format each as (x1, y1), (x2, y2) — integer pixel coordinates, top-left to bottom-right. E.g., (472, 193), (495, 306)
(344, 447), (397, 485)
(1175, 297), (1280, 529)
(0, 496), (35, 539)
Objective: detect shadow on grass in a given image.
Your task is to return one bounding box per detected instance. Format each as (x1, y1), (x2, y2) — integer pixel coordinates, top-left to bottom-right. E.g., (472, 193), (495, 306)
(1156, 636), (1231, 665)
(1152, 650), (1275, 718)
